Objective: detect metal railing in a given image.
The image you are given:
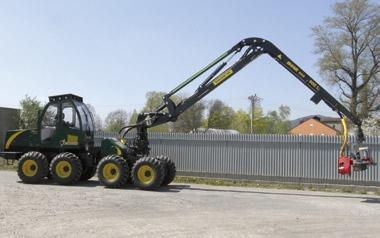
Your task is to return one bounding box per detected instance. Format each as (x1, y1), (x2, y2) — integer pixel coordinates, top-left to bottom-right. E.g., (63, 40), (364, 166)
(95, 131), (380, 186)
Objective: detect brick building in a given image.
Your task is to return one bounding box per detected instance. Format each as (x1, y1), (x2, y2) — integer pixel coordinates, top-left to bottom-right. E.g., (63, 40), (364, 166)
(0, 107), (19, 149)
(290, 115), (341, 136)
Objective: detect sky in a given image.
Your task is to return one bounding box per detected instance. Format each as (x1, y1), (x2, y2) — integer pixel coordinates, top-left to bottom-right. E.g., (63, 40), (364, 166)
(0, 0), (346, 120)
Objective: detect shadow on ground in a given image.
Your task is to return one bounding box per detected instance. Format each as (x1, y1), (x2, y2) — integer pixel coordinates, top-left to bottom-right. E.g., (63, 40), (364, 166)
(16, 178), (191, 192)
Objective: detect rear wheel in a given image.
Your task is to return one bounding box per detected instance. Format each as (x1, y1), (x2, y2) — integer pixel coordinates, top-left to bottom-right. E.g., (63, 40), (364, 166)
(17, 151), (49, 184)
(50, 152), (82, 185)
(132, 157), (164, 190)
(156, 155), (176, 186)
(97, 155), (129, 188)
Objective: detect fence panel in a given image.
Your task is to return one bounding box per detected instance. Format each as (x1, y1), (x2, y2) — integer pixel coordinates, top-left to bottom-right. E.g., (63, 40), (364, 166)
(95, 131), (380, 186)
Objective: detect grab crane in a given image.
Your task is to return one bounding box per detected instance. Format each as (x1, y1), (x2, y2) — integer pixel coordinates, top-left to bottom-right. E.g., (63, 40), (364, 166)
(121, 37), (376, 180)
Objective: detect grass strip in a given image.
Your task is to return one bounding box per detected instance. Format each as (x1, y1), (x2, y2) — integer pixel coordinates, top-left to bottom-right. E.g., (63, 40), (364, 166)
(174, 176), (380, 196)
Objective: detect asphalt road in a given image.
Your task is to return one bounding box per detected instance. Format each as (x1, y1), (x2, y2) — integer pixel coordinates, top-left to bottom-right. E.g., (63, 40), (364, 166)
(0, 170), (379, 238)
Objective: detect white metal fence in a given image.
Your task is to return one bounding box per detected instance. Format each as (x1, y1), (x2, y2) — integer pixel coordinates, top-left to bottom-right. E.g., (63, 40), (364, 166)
(95, 132), (380, 186)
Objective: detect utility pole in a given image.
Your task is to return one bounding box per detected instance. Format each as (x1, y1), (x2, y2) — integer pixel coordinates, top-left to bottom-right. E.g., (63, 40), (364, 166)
(248, 94), (262, 134)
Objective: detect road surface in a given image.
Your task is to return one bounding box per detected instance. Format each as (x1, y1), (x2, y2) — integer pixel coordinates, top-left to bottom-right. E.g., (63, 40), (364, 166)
(0, 171), (379, 238)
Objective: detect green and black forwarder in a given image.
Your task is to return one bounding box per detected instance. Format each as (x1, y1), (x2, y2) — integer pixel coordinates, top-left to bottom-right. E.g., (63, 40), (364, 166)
(0, 37), (376, 190)
(0, 94), (176, 190)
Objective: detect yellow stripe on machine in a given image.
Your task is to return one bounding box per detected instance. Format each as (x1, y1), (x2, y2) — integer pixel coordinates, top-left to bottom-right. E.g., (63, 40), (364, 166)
(339, 116), (348, 156)
(115, 147), (122, 156)
(5, 130), (26, 150)
(212, 69), (233, 86)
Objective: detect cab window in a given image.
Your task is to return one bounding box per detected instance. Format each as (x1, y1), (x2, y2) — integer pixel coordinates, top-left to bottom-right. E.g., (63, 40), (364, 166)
(41, 104), (58, 127)
(62, 102), (80, 129)
(75, 102), (94, 134)
(41, 104), (58, 141)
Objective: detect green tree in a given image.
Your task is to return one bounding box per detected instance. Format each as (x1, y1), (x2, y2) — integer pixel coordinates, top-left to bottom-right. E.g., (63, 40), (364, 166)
(142, 91), (169, 132)
(278, 105), (291, 120)
(312, 0), (380, 118)
(231, 102), (265, 133)
(129, 109), (139, 125)
(143, 91), (166, 112)
(262, 105), (291, 134)
(141, 91), (181, 132)
(231, 109), (250, 133)
(172, 101), (205, 132)
(104, 109), (128, 132)
(246, 105), (291, 134)
(18, 95), (43, 129)
(252, 117), (271, 134)
(206, 100), (235, 129)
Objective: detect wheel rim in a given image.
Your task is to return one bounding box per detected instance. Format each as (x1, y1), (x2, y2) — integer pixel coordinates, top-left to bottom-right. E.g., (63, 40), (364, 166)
(102, 163), (120, 182)
(137, 165), (155, 185)
(22, 159), (38, 177)
(55, 161), (72, 178)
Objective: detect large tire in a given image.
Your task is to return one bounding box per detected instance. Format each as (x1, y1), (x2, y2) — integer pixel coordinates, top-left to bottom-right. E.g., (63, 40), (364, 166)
(156, 155), (176, 186)
(132, 157), (164, 190)
(97, 155), (129, 188)
(50, 152), (82, 185)
(80, 165), (97, 181)
(17, 151), (49, 184)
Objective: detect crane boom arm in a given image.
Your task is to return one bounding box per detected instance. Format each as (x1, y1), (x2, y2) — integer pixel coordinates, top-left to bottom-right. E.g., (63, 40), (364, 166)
(121, 37), (364, 143)
(120, 37), (377, 176)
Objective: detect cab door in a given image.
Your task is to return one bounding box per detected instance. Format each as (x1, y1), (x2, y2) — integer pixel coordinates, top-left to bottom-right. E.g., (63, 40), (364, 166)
(56, 101), (83, 149)
(40, 103), (60, 148)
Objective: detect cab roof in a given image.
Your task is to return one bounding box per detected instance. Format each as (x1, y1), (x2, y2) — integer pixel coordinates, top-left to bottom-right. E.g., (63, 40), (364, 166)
(49, 94), (83, 103)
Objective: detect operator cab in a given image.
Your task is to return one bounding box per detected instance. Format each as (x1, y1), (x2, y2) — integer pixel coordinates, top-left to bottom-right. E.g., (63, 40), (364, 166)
(39, 94), (94, 149)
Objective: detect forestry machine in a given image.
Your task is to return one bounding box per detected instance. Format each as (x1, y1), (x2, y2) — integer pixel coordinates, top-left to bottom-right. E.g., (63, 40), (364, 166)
(2, 37), (376, 190)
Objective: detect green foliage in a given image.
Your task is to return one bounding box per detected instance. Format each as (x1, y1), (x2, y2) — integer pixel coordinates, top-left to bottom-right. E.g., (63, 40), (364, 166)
(129, 109), (139, 125)
(143, 91), (181, 112)
(263, 111), (291, 134)
(104, 109), (128, 132)
(172, 101), (205, 132)
(143, 91), (166, 112)
(136, 91), (291, 134)
(230, 105), (291, 134)
(278, 105), (290, 120)
(18, 95), (43, 129)
(206, 100), (235, 129)
(141, 91), (182, 132)
(143, 91), (169, 132)
(231, 109), (250, 133)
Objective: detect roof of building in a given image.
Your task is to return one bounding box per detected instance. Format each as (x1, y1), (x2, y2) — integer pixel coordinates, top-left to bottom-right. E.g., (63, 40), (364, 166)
(290, 114), (341, 128)
(291, 117), (340, 133)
